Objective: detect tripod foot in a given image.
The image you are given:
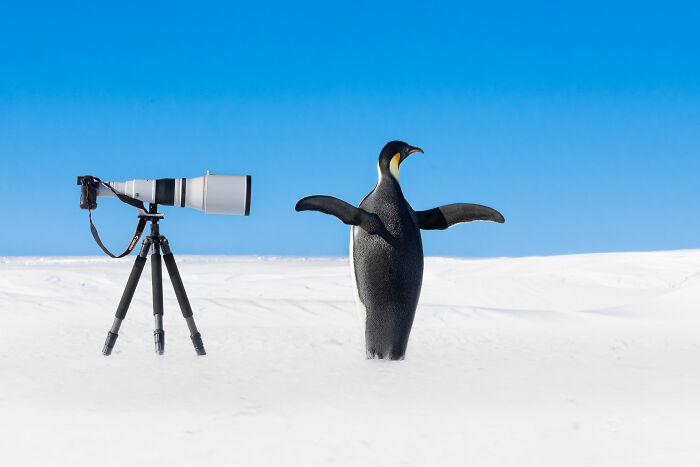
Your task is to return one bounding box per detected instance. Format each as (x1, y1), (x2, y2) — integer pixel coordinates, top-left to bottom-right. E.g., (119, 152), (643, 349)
(103, 331), (119, 356)
(154, 330), (165, 355)
(190, 332), (206, 356)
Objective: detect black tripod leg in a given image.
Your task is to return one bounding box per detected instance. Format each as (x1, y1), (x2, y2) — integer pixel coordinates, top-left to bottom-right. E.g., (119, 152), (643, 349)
(103, 238), (152, 356)
(151, 240), (165, 355)
(161, 238), (206, 355)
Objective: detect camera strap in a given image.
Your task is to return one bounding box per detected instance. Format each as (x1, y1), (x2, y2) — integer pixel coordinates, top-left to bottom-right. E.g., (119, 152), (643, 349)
(85, 178), (148, 258)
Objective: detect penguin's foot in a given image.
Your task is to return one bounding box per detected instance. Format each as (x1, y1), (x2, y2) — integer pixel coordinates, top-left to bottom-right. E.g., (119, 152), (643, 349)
(366, 349), (405, 360)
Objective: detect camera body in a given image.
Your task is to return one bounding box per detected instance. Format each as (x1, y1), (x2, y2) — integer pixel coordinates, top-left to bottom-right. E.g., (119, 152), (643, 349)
(78, 173), (251, 215)
(78, 175), (99, 210)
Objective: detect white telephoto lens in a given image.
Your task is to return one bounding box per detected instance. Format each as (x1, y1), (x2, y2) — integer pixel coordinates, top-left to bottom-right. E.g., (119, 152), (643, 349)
(96, 173), (251, 216)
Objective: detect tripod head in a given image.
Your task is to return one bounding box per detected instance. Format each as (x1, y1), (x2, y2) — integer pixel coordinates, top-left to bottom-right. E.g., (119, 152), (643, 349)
(138, 204), (165, 222)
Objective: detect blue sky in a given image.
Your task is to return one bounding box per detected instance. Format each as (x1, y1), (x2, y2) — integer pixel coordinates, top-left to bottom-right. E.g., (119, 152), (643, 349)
(1, 1), (698, 257)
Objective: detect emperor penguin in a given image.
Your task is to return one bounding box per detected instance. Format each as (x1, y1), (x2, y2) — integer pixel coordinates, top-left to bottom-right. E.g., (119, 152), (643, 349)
(296, 141), (505, 360)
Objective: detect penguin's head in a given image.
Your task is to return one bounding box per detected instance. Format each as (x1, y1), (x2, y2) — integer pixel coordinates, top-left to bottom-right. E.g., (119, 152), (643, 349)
(378, 141), (423, 181)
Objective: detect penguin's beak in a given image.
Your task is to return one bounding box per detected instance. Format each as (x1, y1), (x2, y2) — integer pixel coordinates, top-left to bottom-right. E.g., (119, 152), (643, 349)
(401, 146), (423, 163)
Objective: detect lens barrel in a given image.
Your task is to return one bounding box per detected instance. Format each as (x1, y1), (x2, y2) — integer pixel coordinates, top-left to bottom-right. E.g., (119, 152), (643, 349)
(95, 173), (251, 216)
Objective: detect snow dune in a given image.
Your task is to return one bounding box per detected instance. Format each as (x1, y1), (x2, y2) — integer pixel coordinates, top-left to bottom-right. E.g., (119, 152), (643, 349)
(1, 251), (700, 466)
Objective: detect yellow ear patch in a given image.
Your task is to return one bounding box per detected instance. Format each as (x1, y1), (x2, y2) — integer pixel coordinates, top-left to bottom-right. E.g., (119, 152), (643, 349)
(390, 153), (400, 179)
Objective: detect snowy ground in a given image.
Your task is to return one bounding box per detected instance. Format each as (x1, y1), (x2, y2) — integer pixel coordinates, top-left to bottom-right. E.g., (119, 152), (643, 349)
(1, 251), (700, 466)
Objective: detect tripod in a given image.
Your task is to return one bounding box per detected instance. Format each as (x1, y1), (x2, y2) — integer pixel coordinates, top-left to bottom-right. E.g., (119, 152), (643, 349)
(102, 204), (206, 356)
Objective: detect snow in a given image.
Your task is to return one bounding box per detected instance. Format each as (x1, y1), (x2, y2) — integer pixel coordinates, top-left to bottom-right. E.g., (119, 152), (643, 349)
(1, 251), (700, 466)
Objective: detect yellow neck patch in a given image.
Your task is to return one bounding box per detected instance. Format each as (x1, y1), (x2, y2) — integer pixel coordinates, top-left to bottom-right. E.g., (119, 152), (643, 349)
(389, 153), (400, 180)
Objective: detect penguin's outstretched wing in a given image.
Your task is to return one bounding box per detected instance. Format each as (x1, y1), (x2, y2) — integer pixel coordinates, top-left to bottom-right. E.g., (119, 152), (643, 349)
(415, 203), (505, 230)
(296, 196), (383, 234)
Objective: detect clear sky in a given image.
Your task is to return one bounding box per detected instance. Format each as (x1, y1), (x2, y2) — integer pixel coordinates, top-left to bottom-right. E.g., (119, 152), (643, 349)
(1, 1), (698, 257)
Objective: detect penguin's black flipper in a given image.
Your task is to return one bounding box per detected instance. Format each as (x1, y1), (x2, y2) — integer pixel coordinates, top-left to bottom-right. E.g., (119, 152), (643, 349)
(296, 196), (384, 234)
(416, 203), (505, 230)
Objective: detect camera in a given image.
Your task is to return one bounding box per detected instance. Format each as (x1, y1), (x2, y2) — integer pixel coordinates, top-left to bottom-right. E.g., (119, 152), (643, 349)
(78, 172), (251, 215)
